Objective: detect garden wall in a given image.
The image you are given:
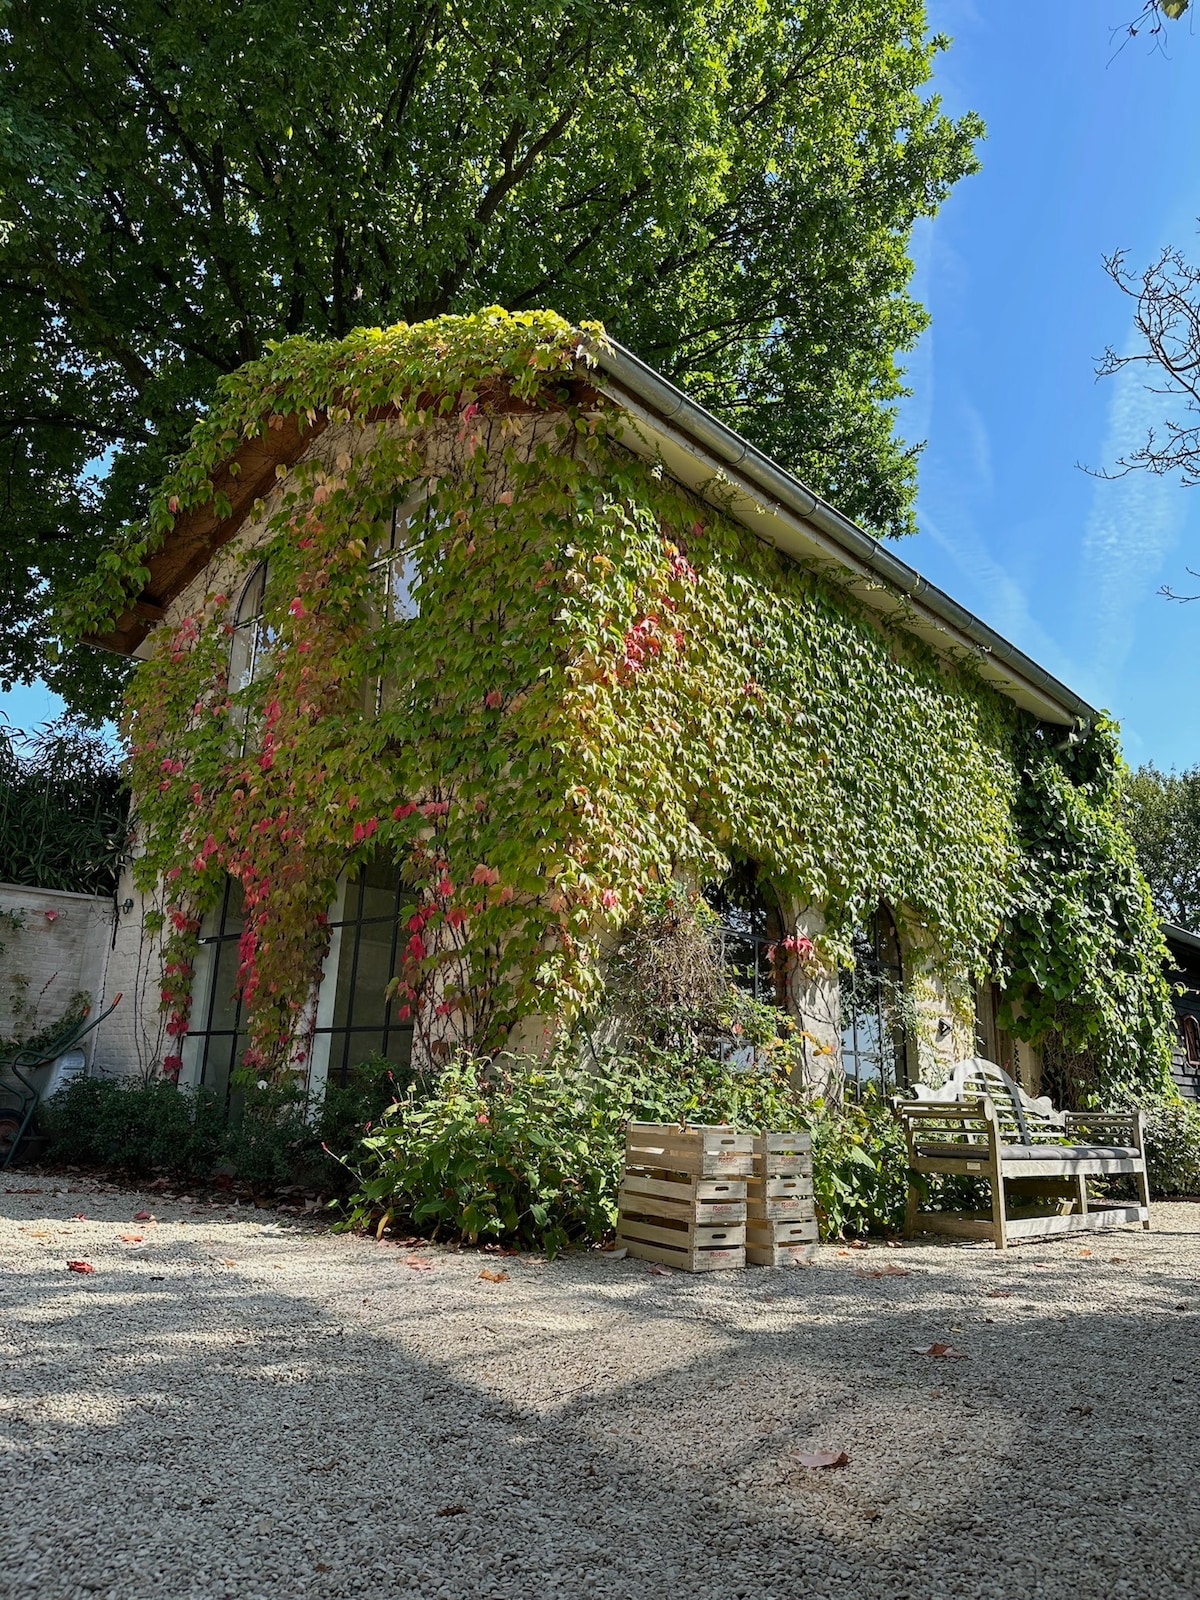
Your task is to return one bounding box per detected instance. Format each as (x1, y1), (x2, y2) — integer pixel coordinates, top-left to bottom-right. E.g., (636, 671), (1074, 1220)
(0, 883), (113, 1058)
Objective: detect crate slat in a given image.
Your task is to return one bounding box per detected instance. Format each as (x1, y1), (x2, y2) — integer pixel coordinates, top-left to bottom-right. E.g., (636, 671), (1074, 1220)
(747, 1197), (815, 1222)
(619, 1189), (747, 1226)
(621, 1170), (748, 1204)
(617, 1234), (747, 1272)
(753, 1130), (812, 1157)
(746, 1217), (819, 1246)
(745, 1240), (818, 1268)
(617, 1216), (746, 1250)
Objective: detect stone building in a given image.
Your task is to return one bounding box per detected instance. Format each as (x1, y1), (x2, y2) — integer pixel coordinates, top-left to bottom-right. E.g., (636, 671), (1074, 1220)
(74, 315), (1122, 1104)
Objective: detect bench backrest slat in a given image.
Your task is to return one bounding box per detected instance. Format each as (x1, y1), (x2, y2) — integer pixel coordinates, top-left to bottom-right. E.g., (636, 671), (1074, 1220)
(908, 1057), (1064, 1147)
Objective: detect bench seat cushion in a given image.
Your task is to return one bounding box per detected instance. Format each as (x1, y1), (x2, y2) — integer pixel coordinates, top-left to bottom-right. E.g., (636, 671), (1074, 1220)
(916, 1142), (1140, 1164)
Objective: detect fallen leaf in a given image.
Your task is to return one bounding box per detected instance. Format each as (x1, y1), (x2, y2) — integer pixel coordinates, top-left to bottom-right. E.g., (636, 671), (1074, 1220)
(1069, 1403), (1093, 1416)
(118, 1234), (145, 1244)
(436, 1505), (467, 1517)
(1078, 1248), (1093, 1258)
(855, 1264), (910, 1279)
(985, 1289), (1012, 1298)
(403, 1256), (433, 1271)
(66, 1260), (95, 1274)
(133, 1210), (153, 1222)
(70, 1212), (88, 1221)
(863, 1507), (881, 1521)
(846, 1240), (869, 1251)
(912, 1342), (968, 1359)
(647, 1263), (673, 1276)
(219, 1258), (236, 1267)
(315, 1562), (332, 1573)
(836, 1249), (850, 1257)
(1109, 1256), (1128, 1264)
(794, 1450), (850, 1469)
(478, 1269), (509, 1283)
(598, 1246), (628, 1261)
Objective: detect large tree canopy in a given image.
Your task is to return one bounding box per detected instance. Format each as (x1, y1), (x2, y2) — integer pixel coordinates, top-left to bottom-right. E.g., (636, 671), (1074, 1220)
(0, 0), (980, 719)
(1123, 763), (1200, 931)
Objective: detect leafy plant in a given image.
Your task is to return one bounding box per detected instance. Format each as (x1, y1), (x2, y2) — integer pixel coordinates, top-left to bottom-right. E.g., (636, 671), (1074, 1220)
(38, 1052), (398, 1188)
(0, 718), (128, 896)
(808, 1086), (910, 1238)
(340, 1047), (804, 1255)
(1135, 1093), (1200, 1197)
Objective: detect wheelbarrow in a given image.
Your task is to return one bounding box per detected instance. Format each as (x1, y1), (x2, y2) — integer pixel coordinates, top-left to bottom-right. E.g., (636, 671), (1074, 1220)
(0, 993), (123, 1170)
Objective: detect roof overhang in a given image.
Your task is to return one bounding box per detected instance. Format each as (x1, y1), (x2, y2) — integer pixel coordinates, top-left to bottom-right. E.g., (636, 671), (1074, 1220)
(587, 338), (1095, 728)
(83, 335), (1098, 729)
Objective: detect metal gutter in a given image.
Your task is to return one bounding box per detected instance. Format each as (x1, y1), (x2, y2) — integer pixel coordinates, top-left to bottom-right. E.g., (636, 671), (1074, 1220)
(585, 335), (1097, 728)
(1163, 922), (1200, 954)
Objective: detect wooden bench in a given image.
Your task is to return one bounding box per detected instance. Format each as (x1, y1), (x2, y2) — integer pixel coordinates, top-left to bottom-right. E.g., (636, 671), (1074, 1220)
(895, 1057), (1150, 1249)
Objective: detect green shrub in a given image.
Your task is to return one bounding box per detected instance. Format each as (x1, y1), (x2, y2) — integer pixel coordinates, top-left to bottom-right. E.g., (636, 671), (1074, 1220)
(39, 1053), (398, 1188)
(341, 1047), (810, 1255)
(39, 1076), (226, 1177)
(1139, 1094), (1200, 1197)
(809, 1085), (910, 1238)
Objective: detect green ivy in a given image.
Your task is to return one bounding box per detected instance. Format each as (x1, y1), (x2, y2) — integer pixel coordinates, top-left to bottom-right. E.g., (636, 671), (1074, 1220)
(61, 308), (1173, 1097)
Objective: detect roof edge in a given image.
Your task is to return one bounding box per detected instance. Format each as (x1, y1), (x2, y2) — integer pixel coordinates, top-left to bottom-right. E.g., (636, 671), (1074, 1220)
(586, 335), (1097, 729)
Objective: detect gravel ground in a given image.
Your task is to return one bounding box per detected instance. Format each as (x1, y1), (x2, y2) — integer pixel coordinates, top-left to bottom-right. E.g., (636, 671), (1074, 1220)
(1, 1178), (1198, 1600)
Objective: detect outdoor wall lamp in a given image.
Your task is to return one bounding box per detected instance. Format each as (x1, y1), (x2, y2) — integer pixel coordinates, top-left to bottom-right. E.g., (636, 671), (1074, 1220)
(936, 1017), (953, 1040)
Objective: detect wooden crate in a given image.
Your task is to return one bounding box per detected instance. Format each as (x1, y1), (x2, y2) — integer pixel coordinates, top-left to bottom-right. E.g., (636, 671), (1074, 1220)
(616, 1214), (747, 1272)
(626, 1122), (755, 1179)
(752, 1129), (813, 1179)
(746, 1239), (818, 1268)
(747, 1173), (814, 1222)
(620, 1168), (748, 1226)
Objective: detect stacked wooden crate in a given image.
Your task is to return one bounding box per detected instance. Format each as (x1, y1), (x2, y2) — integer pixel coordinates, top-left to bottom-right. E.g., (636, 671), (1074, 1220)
(746, 1130), (818, 1266)
(616, 1122), (754, 1272)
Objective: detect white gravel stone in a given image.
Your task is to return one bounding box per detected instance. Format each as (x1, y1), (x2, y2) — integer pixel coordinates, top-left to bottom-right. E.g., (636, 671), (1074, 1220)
(1, 1178), (1198, 1598)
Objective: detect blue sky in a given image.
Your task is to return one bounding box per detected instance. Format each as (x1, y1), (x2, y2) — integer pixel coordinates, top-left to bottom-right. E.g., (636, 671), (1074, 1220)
(5, 2), (1200, 769)
(902, 0), (1200, 770)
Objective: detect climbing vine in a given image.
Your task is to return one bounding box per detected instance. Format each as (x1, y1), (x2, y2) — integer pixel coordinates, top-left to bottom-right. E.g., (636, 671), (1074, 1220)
(62, 309), (1173, 1096)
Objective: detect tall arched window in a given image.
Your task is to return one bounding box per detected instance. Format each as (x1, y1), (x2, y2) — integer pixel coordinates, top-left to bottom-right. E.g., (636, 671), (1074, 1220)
(363, 489), (444, 714)
(703, 863), (787, 1008)
(229, 560), (272, 691)
(839, 903), (907, 1094)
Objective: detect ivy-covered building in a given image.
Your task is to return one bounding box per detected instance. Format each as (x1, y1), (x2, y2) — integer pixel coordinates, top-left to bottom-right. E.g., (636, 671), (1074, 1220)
(67, 311), (1172, 1107)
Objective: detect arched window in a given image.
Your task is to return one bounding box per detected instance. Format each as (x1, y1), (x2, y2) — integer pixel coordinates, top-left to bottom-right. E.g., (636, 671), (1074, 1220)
(369, 490), (427, 626)
(703, 862), (787, 1008)
(839, 903), (907, 1094)
(1181, 1013), (1200, 1068)
(229, 560), (272, 691)
(363, 489), (443, 714)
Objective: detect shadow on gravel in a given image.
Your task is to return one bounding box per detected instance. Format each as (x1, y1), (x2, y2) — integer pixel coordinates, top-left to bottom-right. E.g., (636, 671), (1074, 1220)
(2, 1219), (1199, 1600)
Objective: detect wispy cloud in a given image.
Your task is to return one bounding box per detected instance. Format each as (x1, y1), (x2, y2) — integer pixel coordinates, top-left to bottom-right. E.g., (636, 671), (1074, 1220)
(1077, 357), (1187, 701)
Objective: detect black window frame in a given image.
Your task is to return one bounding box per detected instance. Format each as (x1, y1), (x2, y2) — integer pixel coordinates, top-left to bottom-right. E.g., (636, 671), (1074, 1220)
(839, 903), (907, 1095)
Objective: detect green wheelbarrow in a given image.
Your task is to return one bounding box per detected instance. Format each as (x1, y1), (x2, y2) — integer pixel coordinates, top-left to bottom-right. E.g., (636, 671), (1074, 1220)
(0, 993), (123, 1170)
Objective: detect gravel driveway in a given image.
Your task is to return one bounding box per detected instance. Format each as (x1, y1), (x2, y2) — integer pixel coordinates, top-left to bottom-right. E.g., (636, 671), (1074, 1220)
(1, 1177), (1198, 1600)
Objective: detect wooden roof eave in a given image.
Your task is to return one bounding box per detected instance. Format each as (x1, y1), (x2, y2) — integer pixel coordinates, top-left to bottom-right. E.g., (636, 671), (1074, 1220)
(82, 377), (600, 658)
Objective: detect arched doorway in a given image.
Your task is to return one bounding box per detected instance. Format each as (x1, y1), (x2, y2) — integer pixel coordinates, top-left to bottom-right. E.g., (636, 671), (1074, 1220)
(839, 903), (907, 1094)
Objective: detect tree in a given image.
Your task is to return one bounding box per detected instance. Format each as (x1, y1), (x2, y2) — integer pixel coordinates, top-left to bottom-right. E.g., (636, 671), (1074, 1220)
(1123, 763), (1200, 930)
(0, 718), (128, 895)
(0, 0), (981, 720)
